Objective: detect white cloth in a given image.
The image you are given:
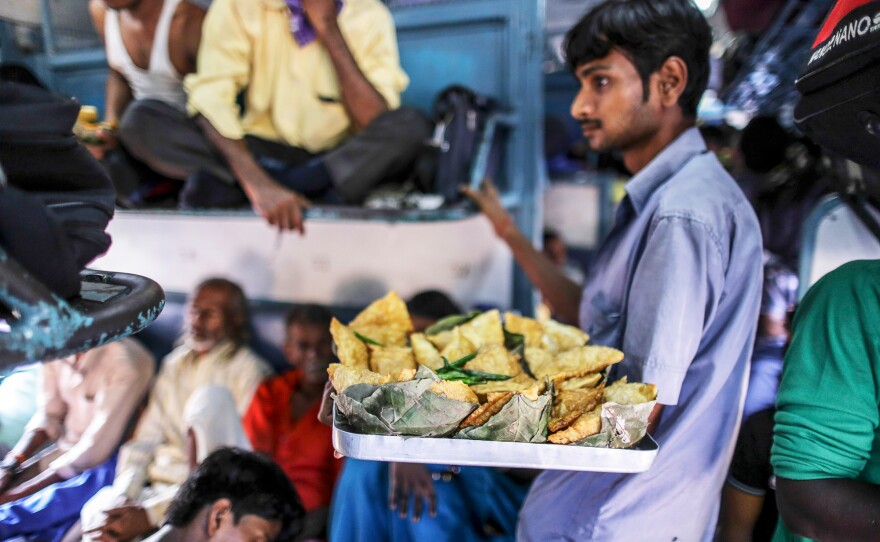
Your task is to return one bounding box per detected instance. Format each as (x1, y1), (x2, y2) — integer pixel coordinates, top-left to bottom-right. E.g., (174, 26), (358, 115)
(104, 0), (187, 110)
(81, 341), (270, 532)
(183, 384), (252, 463)
(25, 339), (155, 479)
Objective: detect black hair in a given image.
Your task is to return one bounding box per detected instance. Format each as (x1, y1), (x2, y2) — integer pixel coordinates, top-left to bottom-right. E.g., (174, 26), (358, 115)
(406, 290), (462, 321)
(739, 116), (794, 174)
(165, 448), (304, 540)
(193, 277), (250, 346)
(564, 0), (712, 118)
(285, 303), (333, 329)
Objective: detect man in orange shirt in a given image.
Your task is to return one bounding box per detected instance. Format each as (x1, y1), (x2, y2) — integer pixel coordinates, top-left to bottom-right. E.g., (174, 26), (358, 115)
(243, 304), (341, 541)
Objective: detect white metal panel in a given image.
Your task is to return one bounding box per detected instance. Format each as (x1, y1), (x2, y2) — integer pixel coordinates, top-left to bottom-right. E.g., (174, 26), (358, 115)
(543, 182), (602, 249)
(801, 196), (880, 297)
(0, 1), (40, 26)
(92, 212), (514, 309)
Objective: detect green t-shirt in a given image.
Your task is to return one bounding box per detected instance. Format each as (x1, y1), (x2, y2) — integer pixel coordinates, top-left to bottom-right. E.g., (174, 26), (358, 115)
(771, 260), (880, 541)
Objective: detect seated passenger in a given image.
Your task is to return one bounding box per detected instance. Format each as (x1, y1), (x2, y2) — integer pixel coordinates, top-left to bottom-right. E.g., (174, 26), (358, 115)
(143, 447), (304, 542)
(78, 278), (272, 542)
(0, 339), (155, 542)
(329, 291), (530, 542)
(174, 0), (430, 231)
(87, 0), (209, 205)
(242, 304), (341, 541)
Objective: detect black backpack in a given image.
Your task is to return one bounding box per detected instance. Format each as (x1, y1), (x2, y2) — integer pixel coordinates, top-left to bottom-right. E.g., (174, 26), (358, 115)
(413, 85), (502, 203)
(794, 0), (880, 168)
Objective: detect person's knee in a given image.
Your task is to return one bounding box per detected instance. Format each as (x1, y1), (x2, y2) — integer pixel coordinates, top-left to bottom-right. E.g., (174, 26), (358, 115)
(374, 107), (432, 144)
(118, 100), (178, 161)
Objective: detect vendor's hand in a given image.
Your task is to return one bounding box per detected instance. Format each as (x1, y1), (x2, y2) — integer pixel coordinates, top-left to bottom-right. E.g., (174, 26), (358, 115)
(460, 179), (516, 238)
(84, 503), (152, 542)
(389, 462), (437, 522)
(317, 381), (335, 427)
(245, 180), (311, 235)
(302, 0), (339, 36)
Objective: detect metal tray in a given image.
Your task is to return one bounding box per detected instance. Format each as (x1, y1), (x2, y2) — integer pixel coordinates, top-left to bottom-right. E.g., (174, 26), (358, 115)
(332, 418), (659, 473)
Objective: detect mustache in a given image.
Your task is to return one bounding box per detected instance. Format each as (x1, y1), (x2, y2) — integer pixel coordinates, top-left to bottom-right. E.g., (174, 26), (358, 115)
(579, 119), (602, 130)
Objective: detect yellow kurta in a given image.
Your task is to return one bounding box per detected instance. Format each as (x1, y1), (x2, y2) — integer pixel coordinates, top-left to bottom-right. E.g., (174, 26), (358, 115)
(185, 0), (409, 153)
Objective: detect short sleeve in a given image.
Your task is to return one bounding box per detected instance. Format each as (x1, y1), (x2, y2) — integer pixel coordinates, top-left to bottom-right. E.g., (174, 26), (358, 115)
(623, 215), (726, 405)
(772, 261), (880, 481)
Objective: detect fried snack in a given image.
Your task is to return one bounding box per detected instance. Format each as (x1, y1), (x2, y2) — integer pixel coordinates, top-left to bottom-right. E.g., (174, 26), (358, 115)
(524, 347), (554, 374)
(392, 368), (417, 382)
(547, 408), (602, 444)
(327, 363), (391, 393)
(440, 328), (477, 363)
(330, 318), (369, 370)
(428, 380), (479, 404)
(458, 309), (505, 348)
(503, 312), (544, 348)
(469, 373), (540, 402)
(541, 319), (591, 353)
(368, 345), (417, 376)
(427, 329), (455, 351)
(549, 386), (604, 433)
(603, 377), (658, 405)
(464, 344), (522, 377)
(555, 372), (603, 391)
(459, 391), (515, 428)
(349, 291), (413, 347)
(530, 345), (624, 380)
(410, 332), (444, 370)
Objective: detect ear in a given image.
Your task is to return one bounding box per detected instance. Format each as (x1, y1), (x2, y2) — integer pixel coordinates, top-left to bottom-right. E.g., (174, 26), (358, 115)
(656, 56), (688, 109)
(207, 498), (233, 536)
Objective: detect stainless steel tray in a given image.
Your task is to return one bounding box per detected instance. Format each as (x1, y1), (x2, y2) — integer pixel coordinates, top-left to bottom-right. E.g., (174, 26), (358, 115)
(332, 418), (659, 473)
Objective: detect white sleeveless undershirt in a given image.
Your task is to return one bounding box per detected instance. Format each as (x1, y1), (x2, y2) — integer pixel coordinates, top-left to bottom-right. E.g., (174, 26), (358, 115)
(105, 0), (187, 111)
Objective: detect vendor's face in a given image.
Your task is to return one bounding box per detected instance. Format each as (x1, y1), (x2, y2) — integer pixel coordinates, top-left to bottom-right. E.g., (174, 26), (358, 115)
(284, 323), (333, 386)
(570, 48), (662, 157)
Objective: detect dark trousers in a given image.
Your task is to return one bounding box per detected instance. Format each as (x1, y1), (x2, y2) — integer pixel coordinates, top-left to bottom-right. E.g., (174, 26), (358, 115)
(120, 99), (430, 205)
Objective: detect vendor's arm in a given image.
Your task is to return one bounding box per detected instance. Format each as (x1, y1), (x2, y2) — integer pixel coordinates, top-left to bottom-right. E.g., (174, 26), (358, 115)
(772, 261), (880, 542)
(623, 214), (727, 407)
(304, 0), (387, 129)
(462, 179), (582, 323)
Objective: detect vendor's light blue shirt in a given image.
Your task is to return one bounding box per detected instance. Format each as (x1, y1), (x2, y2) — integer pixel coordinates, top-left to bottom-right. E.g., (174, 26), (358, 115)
(518, 128), (762, 541)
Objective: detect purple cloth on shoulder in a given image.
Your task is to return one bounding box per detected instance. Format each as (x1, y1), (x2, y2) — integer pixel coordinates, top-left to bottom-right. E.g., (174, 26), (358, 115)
(285, 0), (344, 46)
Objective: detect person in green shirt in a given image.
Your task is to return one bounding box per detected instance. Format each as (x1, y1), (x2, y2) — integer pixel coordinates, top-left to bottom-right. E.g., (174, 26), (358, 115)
(771, 259), (880, 541)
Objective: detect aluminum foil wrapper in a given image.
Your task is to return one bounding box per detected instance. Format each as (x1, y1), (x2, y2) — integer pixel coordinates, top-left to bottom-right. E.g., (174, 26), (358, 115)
(455, 391), (552, 443)
(573, 400), (656, 449)
(335, 366), (478, 437)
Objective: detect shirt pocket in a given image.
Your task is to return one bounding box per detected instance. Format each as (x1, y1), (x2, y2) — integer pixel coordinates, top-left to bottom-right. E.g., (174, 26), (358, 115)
(584, 292), (624, 346)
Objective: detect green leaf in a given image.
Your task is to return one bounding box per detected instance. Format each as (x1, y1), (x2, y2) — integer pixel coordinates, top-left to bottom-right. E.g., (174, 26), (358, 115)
(353, 331), (385, 347)
(448, 351), (478, 369)
(503, 327), (525, 357)
(424, 310), (482, 336)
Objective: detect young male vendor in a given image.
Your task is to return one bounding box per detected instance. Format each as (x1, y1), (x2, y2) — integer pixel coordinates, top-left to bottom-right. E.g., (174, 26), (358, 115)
(464, 0), (763, 539)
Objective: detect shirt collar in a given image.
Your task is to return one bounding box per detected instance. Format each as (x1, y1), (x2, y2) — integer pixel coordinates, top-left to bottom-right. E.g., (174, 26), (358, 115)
(625, 127), (707, 215)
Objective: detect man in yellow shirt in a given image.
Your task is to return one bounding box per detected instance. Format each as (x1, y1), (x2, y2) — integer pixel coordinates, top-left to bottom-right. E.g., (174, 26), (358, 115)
(129, 0), (428, 232)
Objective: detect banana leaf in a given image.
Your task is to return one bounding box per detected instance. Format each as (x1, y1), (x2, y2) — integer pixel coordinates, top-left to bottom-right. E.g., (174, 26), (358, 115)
(455, 391), (551, 443)
(572, 401), (656, 449)
(424, 310), (482, 336)
(335, 366), (477, 437)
